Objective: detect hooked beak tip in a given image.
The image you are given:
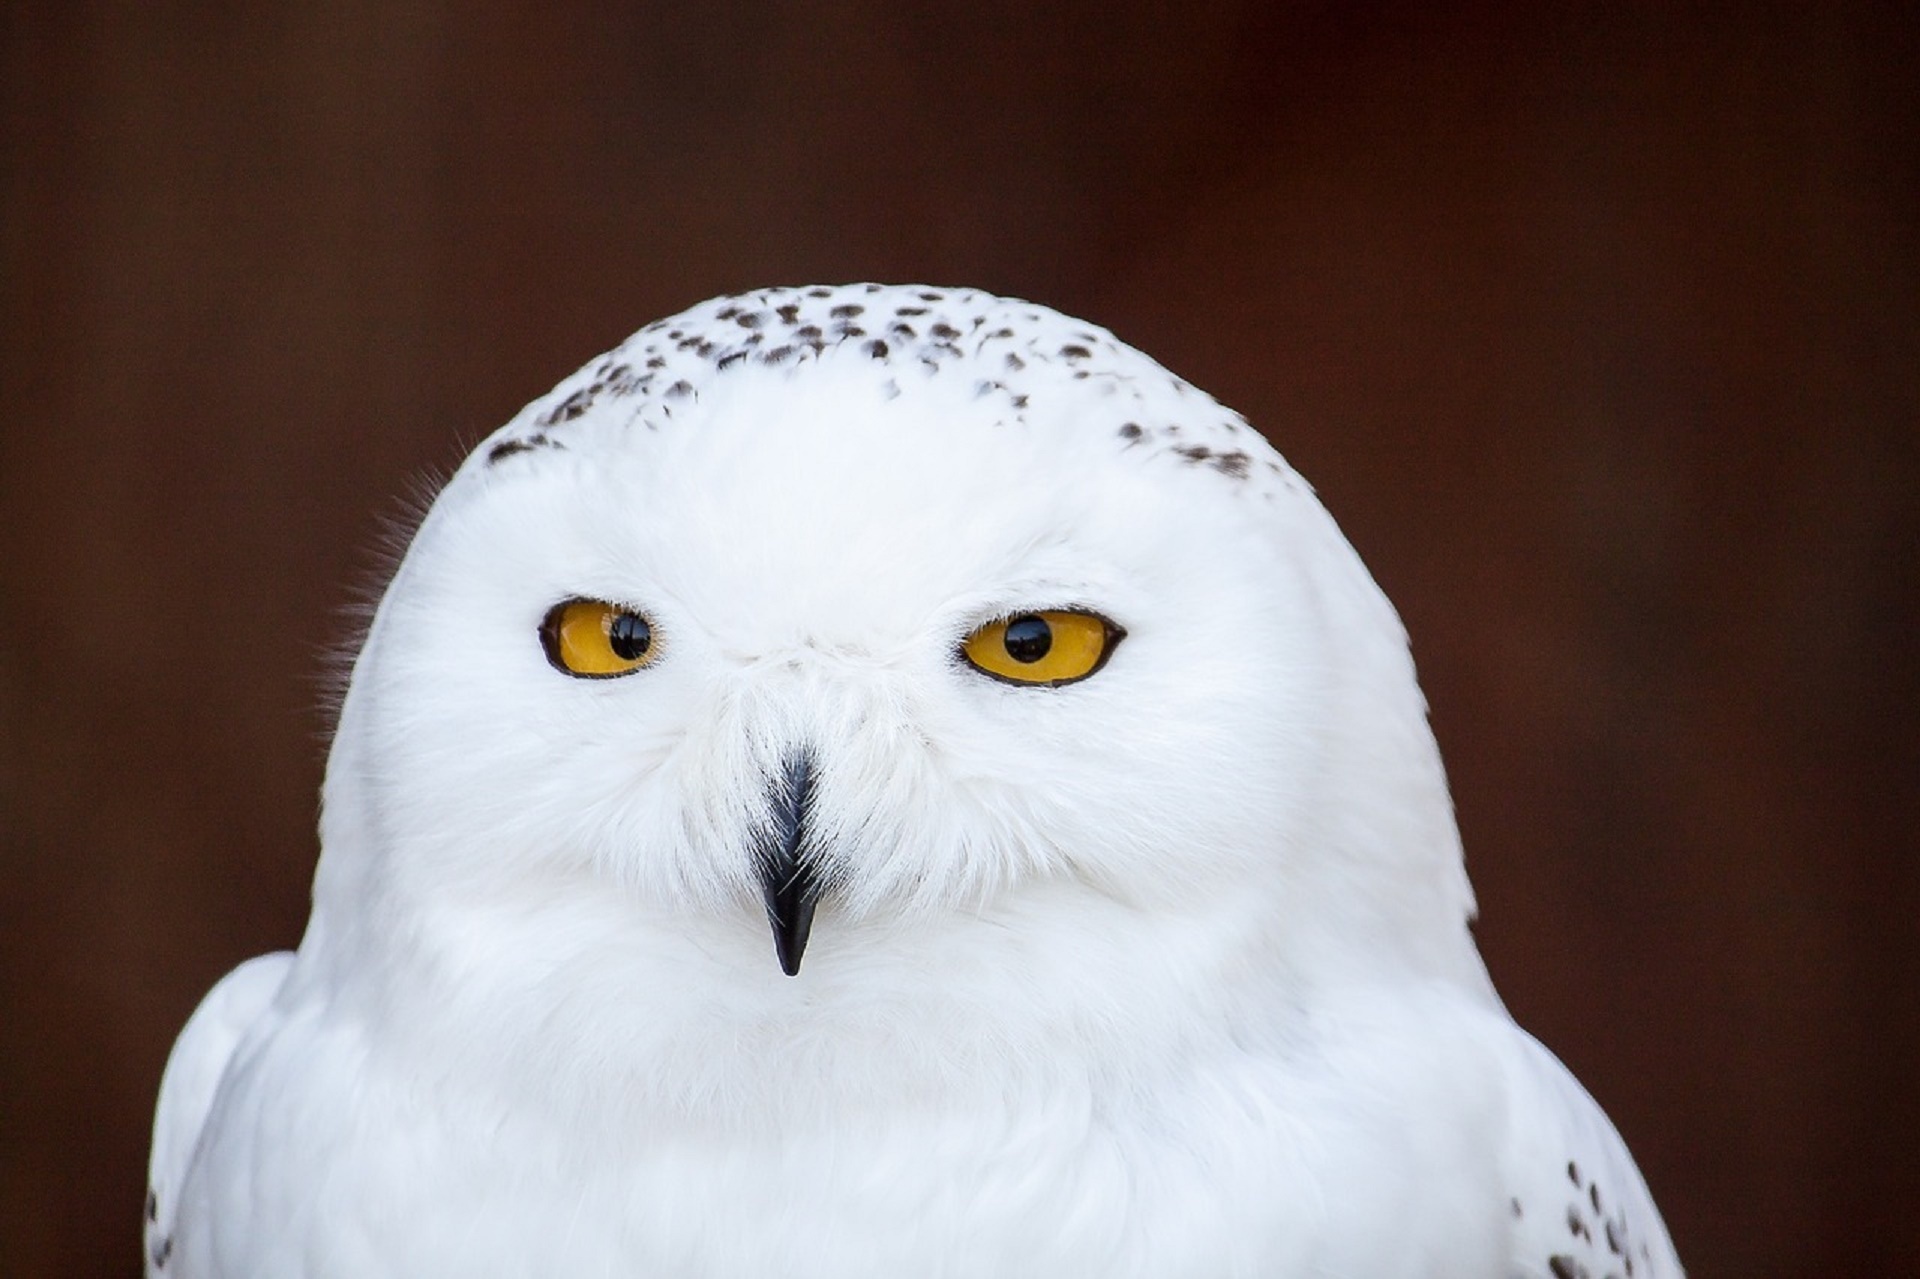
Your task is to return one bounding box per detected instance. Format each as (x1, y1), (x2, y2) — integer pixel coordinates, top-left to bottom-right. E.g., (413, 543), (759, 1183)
(770, 895), (816, 977)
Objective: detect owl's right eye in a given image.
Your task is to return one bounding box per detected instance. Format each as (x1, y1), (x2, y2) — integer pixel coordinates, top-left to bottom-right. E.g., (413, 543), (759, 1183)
(540, 599), (659, 678)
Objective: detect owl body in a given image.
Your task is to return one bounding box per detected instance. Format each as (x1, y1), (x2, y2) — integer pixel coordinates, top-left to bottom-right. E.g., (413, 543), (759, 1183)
(150, 286), (1680, 1278)
(167, 916), (1530, 1276)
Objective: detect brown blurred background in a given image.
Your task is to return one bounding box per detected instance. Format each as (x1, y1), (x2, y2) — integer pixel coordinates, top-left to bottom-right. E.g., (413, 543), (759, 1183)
(2, 3), (1914, 1275)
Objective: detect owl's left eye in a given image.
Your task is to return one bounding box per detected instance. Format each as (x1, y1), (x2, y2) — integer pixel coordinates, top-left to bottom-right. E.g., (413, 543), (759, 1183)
(541, 599), (659, 678)
(960, 610), (1124, 687)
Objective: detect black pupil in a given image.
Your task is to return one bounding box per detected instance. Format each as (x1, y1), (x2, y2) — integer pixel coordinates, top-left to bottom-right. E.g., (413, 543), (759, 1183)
(607, 612), (651, 660)
(1002, 614), (1053, 663)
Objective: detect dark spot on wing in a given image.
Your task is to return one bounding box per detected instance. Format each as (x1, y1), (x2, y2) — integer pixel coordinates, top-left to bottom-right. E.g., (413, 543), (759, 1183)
(1538, 1161), (1649, 1279)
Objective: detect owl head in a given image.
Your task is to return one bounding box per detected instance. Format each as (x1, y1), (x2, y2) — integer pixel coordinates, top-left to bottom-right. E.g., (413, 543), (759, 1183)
(311, 286), (1478, 1011)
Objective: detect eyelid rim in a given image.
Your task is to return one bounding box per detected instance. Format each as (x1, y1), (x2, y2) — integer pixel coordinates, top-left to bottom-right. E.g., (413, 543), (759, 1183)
(540, 597), (660, 679)
(958, 608), (1127, 689)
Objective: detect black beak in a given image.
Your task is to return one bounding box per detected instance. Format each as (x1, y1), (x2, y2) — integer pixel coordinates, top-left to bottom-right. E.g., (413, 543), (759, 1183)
(758, 754), (818, 976)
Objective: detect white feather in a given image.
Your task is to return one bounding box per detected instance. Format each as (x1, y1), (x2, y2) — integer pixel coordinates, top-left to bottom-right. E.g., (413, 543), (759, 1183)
(146, 951), (292, 1275)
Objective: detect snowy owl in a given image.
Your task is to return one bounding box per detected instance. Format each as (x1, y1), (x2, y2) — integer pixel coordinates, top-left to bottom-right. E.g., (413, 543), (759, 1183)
(148, 284), (1682, 1278)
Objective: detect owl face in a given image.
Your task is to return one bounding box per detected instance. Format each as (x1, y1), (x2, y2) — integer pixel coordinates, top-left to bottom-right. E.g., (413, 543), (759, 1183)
(327, 287), (1452, 983)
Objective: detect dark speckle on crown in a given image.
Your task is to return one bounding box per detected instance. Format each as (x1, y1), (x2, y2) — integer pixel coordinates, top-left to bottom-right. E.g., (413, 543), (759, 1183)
(480, 285), (1277, 494)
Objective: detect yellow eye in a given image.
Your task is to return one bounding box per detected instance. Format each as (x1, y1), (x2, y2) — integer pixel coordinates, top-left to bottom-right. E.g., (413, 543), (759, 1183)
(960, 610), (1123, 687)
(540, 599), (659, 678)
